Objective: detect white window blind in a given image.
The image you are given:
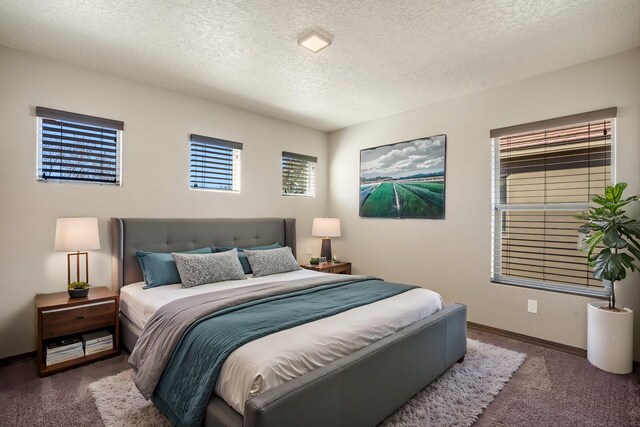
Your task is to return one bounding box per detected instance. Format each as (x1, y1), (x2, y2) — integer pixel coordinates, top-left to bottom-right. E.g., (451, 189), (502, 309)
(282, 151), (317, 197)
(189, 134), (242, 192)
(491, 108), (616, 297)
(36, 107), (123, 185)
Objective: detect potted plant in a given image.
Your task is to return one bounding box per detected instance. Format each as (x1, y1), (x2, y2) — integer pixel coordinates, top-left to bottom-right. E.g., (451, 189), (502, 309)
(577, 182), (639, 374)
(68, 281), (90, 298)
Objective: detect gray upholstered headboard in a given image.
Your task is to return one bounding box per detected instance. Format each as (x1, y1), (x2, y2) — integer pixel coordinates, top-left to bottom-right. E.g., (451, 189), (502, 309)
(110, 217), (297, 291)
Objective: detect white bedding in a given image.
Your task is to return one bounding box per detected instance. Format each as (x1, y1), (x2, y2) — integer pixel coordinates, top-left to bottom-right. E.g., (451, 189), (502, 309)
(121, 270), (444, 415)
(120, 269), (328, 330)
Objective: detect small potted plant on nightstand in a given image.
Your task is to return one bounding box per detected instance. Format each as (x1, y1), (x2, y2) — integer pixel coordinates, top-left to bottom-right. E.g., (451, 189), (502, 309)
(68, 281), (90, 298)
(577, 182), (640, 374)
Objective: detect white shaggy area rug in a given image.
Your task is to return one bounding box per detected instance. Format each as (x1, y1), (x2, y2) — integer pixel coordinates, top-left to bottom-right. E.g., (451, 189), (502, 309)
(89, 339), (525, 427)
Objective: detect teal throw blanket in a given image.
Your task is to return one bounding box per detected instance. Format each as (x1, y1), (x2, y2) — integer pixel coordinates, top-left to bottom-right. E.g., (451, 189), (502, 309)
(151, 278), (416, 427)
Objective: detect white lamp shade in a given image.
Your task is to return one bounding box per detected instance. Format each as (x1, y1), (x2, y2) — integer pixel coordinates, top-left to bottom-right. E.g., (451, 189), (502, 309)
(312, 218), (341, 238)
(55, 217), (100, 251)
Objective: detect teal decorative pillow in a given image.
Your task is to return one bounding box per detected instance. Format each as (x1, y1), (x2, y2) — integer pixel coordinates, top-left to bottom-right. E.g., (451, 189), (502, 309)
(216, 242), (282, 274)
(244, 246), (301, 277)
(137, 247), (213, 289)
(172, 249), (246, 288)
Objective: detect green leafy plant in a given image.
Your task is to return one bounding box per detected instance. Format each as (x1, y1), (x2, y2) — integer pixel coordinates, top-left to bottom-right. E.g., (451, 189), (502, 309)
(577, 183), (640, 310)
(309, 257), (320, 265)
(68, 281), (89, 290)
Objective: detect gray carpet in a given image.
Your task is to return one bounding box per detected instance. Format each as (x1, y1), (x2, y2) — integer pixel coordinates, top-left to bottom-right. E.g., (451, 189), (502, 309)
(1, 328), (638, 426)
(470, 329), (640, 427)
(88, 339), (524, 427)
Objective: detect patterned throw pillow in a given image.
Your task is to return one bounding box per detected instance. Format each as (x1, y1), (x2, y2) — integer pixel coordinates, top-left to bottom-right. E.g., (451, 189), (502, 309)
(216, 242), (283, 274)
(136, 247), (213, 289)
(244, 246), (301, 277)
(172, 249), (246, 288)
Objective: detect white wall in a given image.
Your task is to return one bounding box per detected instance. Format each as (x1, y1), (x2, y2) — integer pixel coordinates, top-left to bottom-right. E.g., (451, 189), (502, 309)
(0, 46), (328, 359)
(328, 49), (640, 360)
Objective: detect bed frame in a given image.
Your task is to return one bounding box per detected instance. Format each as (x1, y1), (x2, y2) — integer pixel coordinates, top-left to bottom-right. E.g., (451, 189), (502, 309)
(111, 217), (467, 427)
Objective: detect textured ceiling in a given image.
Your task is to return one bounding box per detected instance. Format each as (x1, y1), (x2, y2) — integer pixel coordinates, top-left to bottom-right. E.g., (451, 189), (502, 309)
(0, 1), (638, 131)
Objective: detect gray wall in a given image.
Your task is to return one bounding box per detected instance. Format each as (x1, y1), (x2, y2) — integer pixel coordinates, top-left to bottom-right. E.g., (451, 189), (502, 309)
(328, 49), (640, 360)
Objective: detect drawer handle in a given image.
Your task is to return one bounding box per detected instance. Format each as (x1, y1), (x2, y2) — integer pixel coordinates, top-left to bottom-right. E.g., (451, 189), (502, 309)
(77, 315), (85, 320)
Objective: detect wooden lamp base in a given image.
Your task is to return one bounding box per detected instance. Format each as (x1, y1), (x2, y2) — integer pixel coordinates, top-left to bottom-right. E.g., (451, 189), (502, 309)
(67, 251), (89, 285)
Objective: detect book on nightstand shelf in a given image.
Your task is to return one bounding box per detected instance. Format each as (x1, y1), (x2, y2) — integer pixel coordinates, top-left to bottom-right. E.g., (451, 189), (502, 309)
(45, 336), (85, 366)
(46, 347), (84, 366)
(81, 330), (113, 355)
(45, 335), (82, 354)
(84, 340), (114, 355)
(81, 330), (112, 346)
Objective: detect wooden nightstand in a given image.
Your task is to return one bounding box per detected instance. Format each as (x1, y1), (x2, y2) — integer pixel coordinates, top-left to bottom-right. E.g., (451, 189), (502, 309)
(301, 261), (352, 275)
(35, 286), (120, 376)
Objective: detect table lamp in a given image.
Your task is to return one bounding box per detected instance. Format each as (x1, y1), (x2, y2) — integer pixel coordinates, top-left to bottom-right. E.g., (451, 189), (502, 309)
(312, 217), (341, 261)
(55, 217), (100, 285)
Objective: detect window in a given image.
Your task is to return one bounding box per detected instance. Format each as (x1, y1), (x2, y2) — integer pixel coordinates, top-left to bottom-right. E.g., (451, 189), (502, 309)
(282, 151), (317, 197)
(491, 108), (616, 297)
(36, 107), (123, 185)
(189, 134), (242, 192)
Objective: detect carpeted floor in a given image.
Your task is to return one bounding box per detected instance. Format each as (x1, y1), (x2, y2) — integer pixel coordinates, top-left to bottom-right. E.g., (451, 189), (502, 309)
(1, 328), (638, 426)
(470, 329), (640, 427)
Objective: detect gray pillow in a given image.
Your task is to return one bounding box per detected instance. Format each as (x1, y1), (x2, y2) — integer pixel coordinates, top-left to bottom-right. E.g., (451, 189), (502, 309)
(172, 249), (246, 288)
(244, 246), (301, 277)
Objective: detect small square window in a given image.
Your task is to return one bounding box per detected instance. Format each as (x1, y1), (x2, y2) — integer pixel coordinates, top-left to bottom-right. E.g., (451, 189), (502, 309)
(282, 152), (317, 197)
(36, 107), (123, 185)
(190, 134), (242, 192)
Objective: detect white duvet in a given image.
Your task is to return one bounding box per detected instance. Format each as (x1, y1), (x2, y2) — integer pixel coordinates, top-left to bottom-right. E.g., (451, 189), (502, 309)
(120, 270), (444, 415)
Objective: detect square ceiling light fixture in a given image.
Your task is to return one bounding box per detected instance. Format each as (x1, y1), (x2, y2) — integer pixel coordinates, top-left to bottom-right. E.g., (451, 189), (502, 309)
(298, 30), (332, 53)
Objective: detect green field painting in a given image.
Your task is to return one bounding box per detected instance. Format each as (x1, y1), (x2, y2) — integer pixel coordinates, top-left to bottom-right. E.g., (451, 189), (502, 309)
(359, 182), (444, 218)
(359, 135), (446, 219)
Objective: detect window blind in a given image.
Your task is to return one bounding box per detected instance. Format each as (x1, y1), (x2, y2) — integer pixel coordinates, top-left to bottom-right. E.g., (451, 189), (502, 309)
(491, 111), (615, 296)
(189, 134), (242, 191)
(36, 107), (123, 185)
(282, 152), (317, 197)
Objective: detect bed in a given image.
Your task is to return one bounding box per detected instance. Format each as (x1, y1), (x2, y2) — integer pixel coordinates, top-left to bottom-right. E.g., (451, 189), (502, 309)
(111, 217), (467, 427)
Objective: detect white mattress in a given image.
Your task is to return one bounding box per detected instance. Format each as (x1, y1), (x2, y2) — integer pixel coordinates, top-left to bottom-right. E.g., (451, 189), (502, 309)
(121, 270), (444, 415)
(120, 269), (331, 330)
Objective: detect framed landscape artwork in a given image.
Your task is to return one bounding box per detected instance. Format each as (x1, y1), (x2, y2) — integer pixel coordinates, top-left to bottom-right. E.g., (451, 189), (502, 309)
(359, 134), (446, 219)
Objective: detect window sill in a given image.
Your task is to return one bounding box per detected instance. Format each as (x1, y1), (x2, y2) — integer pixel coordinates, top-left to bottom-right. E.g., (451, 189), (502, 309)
(491, 278), (609, 299)
(282, 194), (315, 198)
(190, 188), (240, 194)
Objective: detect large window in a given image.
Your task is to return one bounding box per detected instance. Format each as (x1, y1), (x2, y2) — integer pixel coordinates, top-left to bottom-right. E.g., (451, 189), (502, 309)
(36, 107), (123, 185)
(282, 151), (317, 197)
(491, 108), (616, 297)
(189, 134), (242, 192)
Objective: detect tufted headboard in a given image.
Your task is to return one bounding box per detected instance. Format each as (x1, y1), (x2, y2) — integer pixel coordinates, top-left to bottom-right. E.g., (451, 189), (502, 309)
(110, 217), (297, 291)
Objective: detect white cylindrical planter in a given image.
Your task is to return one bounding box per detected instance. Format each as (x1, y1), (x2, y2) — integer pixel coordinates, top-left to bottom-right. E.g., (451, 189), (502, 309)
(587, 302), (634, 374)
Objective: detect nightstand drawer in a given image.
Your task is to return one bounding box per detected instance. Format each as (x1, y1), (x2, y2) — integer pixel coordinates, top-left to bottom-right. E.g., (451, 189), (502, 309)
(41, 300), (115, 339)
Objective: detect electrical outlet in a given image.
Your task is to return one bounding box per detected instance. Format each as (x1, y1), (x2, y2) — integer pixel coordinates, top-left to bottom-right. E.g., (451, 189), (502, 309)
(527, 299), (538, 314)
